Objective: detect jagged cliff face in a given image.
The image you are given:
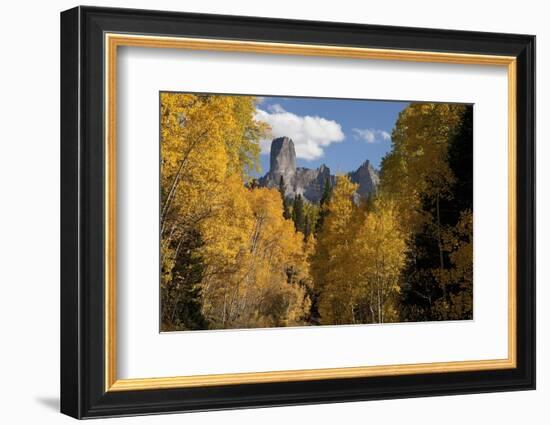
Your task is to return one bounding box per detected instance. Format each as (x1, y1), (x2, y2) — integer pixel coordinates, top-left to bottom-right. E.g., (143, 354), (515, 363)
(296, 164), (336, 203)
(269, 137), (296, 194)
(349, 159), (380, 199)
(259, 137), (378, 203)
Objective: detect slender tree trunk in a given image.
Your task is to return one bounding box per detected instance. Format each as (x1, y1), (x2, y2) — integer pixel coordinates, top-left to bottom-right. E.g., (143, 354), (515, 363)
(169, 287), (179, 326)
(222, 286), (228, 327)
(369, 289), (376, 323)
(160, 154), (188, 234)
(435, 194), (445, 297)
(160, 129), (210, 234)
(377, 284), (382, 323)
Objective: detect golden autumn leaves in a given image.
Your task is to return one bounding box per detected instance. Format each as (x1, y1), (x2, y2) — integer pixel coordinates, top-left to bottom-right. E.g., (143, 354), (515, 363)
(380, 104), (473, 320)
(312, 177), (405, 325)
(160, 93), (473, 331)
(160, 93), (309, 330)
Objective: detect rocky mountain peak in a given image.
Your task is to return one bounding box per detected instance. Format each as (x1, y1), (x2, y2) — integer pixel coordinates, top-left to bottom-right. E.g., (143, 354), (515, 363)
(270, 137), (296, 180)
(258, 137), (378, 203)
(349, 159), (380, 199)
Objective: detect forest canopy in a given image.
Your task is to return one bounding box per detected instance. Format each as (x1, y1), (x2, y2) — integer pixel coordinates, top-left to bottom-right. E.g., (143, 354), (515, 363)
(160, 93), (473, 331)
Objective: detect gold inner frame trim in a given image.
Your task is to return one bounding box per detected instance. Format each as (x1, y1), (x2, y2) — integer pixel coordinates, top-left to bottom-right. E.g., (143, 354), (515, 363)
(104, 33), (518, 392)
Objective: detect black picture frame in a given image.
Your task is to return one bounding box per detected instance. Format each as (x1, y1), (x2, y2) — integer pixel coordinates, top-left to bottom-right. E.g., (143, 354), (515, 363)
(61, 5), (535, 419)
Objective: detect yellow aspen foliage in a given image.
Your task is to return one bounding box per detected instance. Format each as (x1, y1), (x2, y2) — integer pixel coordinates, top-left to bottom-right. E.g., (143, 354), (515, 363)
(313, 175), (359, 325)
(435, 210), (473, 319)
(161, 95), (473, 330)
(377, 103), (473, 322)
(160, 93), (277, 330)
(200, 187), (310, 329)
(160, 92), (311, 331)
(313, 177), (405, 325)
(380, 103), (465, 233)
(350, 199), (406, 323)
(160, 93), (266, 243)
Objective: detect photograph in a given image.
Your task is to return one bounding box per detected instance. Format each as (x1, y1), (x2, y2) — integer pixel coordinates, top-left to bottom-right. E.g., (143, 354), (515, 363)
(160, 93), (474, 332)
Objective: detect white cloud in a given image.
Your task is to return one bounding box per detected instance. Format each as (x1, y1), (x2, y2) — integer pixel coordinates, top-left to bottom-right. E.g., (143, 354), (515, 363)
(268, 103), (286, 113)
(352, 128), (391, 144)
(255, 105), (345, 160)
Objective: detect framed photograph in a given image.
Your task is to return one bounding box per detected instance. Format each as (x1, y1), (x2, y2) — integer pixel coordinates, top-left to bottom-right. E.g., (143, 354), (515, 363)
(60, 6), (535, 419)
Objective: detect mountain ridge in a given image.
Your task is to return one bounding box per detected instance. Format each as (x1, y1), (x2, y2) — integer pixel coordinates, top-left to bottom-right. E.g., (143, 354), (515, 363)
(258, 137), (379, 203)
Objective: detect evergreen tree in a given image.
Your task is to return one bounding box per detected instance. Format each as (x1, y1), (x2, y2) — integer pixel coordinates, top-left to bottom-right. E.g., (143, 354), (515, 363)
(315, 177), (332, 234)
(161, 230), (209, 330)
(292, 194), (305, 233)
(278, 175), (291, 220)
(304, 215), (311, 239)
(278, 175), (285, 197)
(320, 177), (332, 205)
(399, 228), (443, 321)
(248, 178), (259, 189)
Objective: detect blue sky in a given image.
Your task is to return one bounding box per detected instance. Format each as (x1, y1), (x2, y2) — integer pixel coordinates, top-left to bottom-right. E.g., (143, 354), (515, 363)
(254, 96), (409, 176)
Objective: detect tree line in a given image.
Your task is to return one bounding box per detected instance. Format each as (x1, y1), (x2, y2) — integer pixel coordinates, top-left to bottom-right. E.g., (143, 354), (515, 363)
(160, 93), (473, 331)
